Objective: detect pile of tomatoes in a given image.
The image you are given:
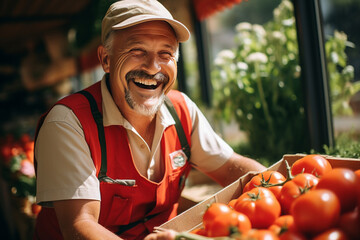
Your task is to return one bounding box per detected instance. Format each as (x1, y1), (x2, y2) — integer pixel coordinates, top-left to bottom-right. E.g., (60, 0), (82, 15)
(191, 155), (360, 240)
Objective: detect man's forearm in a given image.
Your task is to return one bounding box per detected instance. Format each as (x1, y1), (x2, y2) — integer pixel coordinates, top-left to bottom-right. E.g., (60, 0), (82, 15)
(207, 153), (267, 187)
(54, 199), (122, 240)
(62, 219), (122, 240)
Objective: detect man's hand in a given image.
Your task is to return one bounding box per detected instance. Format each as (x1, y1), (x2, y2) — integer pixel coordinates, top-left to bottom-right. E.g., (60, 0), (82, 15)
(54, 199), (122, 240)
(144, 230), (177, 240)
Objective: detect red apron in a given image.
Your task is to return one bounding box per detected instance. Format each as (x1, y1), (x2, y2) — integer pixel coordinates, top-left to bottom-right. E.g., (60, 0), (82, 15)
(33, 81), (192, 240)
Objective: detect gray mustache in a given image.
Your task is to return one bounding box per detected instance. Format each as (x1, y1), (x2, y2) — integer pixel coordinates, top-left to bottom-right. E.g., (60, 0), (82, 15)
(126, 70), (169, 83)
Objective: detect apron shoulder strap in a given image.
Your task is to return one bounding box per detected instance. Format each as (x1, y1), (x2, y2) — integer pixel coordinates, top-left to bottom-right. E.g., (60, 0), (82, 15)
(164, 96), (191, 160)
(77, 90), (108, 180)
(78, 90), (191, 179)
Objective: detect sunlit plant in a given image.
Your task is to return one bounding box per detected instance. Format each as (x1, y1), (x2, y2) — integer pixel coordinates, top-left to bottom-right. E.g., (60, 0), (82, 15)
(211, 0), (358, 162)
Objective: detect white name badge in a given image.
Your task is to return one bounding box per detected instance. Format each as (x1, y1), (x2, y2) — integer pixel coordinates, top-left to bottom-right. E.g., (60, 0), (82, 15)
(169, 149), (187, 169)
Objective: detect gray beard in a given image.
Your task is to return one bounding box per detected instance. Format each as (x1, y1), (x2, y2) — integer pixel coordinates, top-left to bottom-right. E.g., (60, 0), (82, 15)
(125, 89), (165, 117)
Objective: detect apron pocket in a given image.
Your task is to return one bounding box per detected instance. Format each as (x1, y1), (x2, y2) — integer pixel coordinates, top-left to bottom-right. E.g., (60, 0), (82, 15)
(99, 182), (135, 227)
(103, 195), (133, 227)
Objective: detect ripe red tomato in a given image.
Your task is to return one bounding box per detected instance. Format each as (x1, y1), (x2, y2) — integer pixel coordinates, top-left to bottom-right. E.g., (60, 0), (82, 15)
(338, 209), (360, 239)
(243, 170), (286, 200)
(245, 229), (279, 240)
(291, 189), (340, 235)
(234, 187), (281, 229)
(291, 155), (332, 177)
(354, 169), (360, 210)
(206, 210), (251, 237)
(279, 231), (307, 240)
(316, 168), (358, 213)
(312, 229), (347, 240)
(279, 173), (319, 214)
(354, 169), (360, 179)
(202, 203), (232, 231)
(268, 215), (297, 235)
(228, 199), (237, 209)
(190, 227), (207, 237)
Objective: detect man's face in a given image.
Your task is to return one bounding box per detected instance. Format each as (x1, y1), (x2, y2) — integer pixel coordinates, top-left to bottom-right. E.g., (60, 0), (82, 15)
(105, 21), (178, 117)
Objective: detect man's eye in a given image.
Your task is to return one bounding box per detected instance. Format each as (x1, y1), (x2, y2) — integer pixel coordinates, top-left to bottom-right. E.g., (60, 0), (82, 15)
(159, 52), (173, 59)
(130, 49), (145, 55)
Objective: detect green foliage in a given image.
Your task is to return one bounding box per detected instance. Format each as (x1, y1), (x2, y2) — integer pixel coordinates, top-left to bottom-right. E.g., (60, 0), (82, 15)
(211, 0), (359, 164)
(212, 0), (307, 162)
(325, 31), (360, 116)
(312, 132), (360, 159)
(218, 0), (282, 26)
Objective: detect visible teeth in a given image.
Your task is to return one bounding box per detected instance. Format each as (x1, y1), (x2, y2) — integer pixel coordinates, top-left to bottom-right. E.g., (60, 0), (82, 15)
(134, 79), (157, 86)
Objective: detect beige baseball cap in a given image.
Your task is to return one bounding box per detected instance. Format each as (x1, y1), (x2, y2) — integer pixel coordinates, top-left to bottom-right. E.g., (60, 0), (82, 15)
(101, 0), (190, 44)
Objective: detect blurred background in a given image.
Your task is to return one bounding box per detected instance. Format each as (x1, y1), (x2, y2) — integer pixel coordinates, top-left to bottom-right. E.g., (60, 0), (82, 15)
(0, 0), (359, 239)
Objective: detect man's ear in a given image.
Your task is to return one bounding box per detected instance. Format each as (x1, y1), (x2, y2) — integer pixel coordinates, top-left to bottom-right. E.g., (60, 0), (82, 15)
(98, 46), (110, 73)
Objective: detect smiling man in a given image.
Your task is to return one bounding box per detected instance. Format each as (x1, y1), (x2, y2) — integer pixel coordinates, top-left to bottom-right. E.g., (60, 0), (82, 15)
(33, 1), (266, 240)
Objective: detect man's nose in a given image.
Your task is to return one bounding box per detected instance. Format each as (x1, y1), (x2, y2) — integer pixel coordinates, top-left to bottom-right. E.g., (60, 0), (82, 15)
(144, 53), (161, 74)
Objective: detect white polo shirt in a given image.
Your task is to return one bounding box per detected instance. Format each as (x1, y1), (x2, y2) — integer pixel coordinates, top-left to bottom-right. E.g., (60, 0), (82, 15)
(35, 78), (233, 205)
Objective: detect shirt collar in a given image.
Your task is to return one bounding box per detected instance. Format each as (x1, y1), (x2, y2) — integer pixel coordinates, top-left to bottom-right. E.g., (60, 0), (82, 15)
(100, 75), (175, 129)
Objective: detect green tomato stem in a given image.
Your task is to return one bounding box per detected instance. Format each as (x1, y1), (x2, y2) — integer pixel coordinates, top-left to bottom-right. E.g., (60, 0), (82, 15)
(254, 63), (275, 140)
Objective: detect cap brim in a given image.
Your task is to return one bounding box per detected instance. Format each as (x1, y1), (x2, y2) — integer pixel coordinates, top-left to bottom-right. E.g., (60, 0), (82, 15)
(112, 15), (190, 42)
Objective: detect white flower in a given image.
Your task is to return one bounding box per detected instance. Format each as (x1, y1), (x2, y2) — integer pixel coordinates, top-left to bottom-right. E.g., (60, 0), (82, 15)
(273, 8), (281, 19)
(331, 52), (339, 64)
(246, 52), (268, 64)
(235, 22), (252, 32)
(282, 0), (294, 11)
(253, 24), (266, 37)
(342, 65), (354, 79)
(237, 62), (248, 71)
(334, 31), (347, 42)
(214, 50), (235, 65)
(218, 49), (235, 60)
(214, 57), (225, 66)
(236, 31), (251, 39)
(282, 18), (295, 27)
(242, 37), (252, 45)
(343, 65), (354, 74)
(272, 31), (286, 43)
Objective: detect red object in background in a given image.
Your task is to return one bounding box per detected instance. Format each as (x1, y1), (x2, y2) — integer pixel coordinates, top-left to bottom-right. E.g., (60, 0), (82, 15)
(78, 47), (101, 72)
(31, 203), (42, 216)
(193, 0), (245, 20)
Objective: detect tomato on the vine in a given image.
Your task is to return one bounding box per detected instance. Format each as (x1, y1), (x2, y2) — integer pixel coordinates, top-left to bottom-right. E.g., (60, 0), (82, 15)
(228, 199), (237, 209)
(279, 173), (319, 214)
(338, 208), (360, 239)
(355, 169), (360, 212)
(243, 170), (286, 200)
(316, 168), (358, 213)
(206, 210), (251, 237)
(268, 215), (297, 235)
(190, 227), (207, 237)
(279, 231), (306, 240)
(312, 229), (347, 240)
(354, 169), (360, 179)
(202, 202), (232, 230)
(245, 229), (279, 240)
(233, 187), (281, 229)
(291, 155), (332, 177)
(291, 189), (340, 235)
